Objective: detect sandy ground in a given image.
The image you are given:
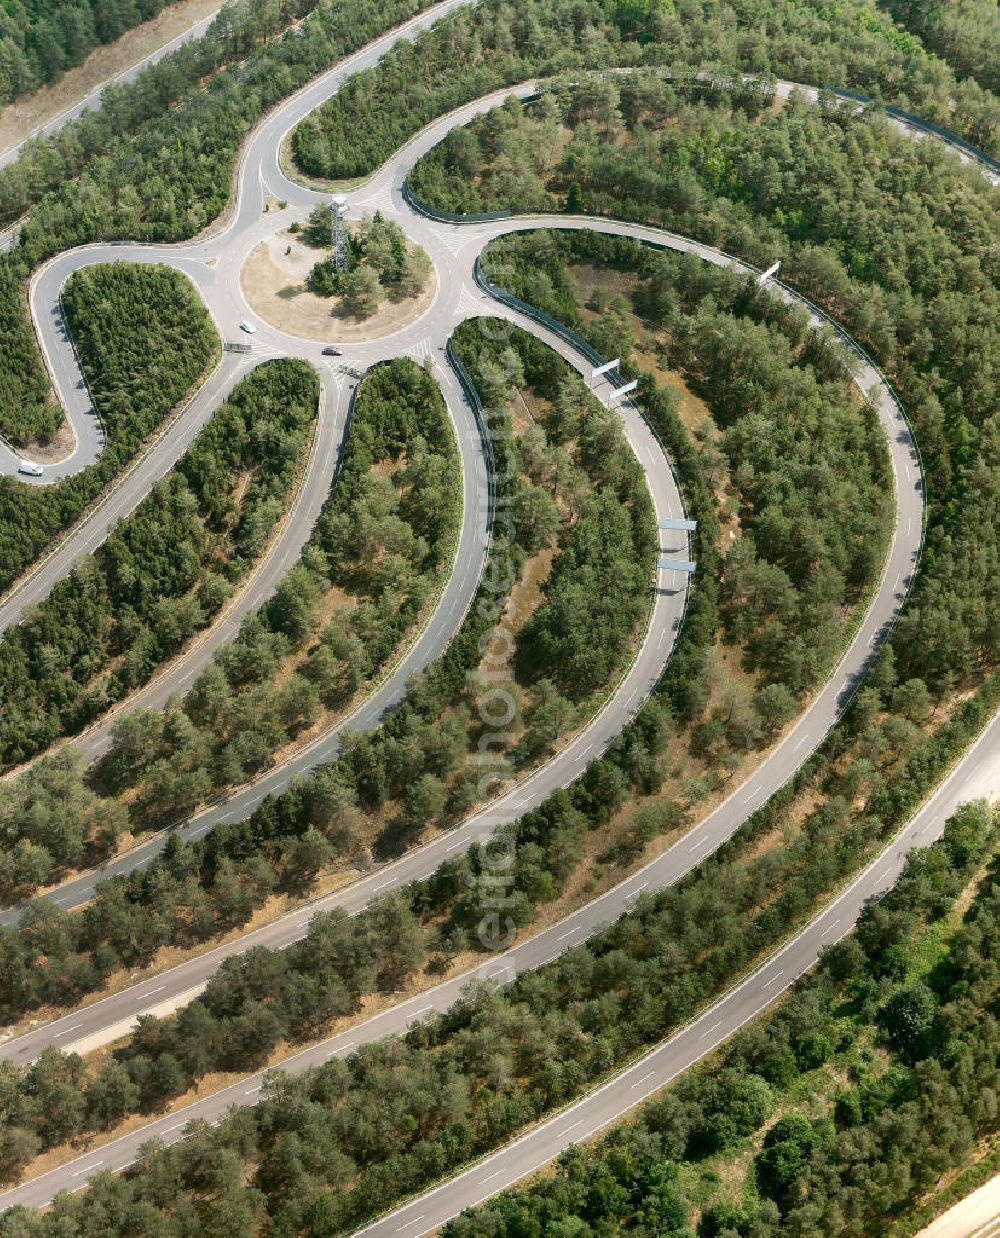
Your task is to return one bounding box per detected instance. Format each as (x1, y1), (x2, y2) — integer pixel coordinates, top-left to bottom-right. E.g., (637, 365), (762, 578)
(916, 1176), (1000, 1237)
(0, 0), (224, 156)
(241, 220), (438, 343)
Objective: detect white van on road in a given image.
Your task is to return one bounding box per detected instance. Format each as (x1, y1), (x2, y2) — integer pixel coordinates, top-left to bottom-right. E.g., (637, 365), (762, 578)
(18, 459), (43, 477)
(239, 320), (257, 334)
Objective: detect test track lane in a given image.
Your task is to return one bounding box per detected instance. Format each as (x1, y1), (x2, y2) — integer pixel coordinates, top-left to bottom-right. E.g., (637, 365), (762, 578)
(0, 20), (986, 1217)
(0, 322), (688, 1061)
(0, 80), (926, 1064)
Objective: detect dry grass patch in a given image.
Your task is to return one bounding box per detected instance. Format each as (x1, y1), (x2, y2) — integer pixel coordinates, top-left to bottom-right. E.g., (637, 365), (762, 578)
(242, 224), (438, 343)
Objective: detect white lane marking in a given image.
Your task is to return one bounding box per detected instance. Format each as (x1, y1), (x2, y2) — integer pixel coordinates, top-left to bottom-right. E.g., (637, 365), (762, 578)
(763, 970), (784, 987)
(561, 1120), (583, 1135)
(444, 838), (466, 852)
(53, 1024), (83, 1038)
(72, 1162), (103, 1177)
(792, 734), (809, 752)
(822, 918), (842, 936)
(630, 1070), (655, 1090)
(628, 882), (648, 898)
(698, 1020), (723, 1040)
(372, 879), (397, 893)
(137, 986), (164, 1000)
(330, 1041), (355, 1057)
(557, 926), (581, 941)
(162, 1124), (185, 1135)
(480, 1168), (505, 1184)
(396, 1217), (425, 1232)
(745, 786), (764, 805)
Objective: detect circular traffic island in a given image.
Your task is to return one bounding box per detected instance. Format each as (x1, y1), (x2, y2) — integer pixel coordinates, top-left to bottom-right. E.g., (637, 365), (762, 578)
(241, 209), (437, 343)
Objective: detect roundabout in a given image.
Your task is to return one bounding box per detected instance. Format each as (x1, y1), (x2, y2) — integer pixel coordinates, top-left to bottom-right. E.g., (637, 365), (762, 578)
(240, 209), (439, 344)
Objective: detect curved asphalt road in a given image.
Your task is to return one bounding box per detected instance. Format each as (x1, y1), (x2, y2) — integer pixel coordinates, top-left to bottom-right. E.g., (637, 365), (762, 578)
(359, 710), (1000, 1238)
(0, 72), (930, 1061)
(0, 681), (993, 1215)
(0, 21), (989, 1210)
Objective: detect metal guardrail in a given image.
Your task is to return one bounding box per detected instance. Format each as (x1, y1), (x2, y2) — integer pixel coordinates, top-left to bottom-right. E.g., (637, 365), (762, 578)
(467, 251), (697, 667)
(445, 336), (496, 526)
(470, 223), (926, 573)
(473, 256), (623, 383)
(402, 179), (512, 225)
(827, 85), (1000, 173)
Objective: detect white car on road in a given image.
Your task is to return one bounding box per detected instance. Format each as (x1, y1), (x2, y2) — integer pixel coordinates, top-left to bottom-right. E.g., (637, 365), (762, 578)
(239, 320), (257, 334)
(17, 459), (43, 477)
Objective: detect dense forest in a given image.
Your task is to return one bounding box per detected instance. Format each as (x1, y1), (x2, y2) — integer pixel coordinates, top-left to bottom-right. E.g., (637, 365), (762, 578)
(411, 76), (1000, 699)
(0, 221), (990, 1215)
(0, 0), (994, 1226)
(0, 262), (217, 590)
(478, 229), (892, 700)
(0, 324), (658, 1031)
(444, 801), (999, 1237)
(0, 0), (174, 106)
(0, 265), (992, 1220)
(880, 0), (1000, 94)
(0, 663), (992, 1229)
(0, 297), (959, 1189)
(0, 341), (317, 799)
(98, 357), (462, 830)
(292, 0), (1000, 184)
(1, 0), (997, 441)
